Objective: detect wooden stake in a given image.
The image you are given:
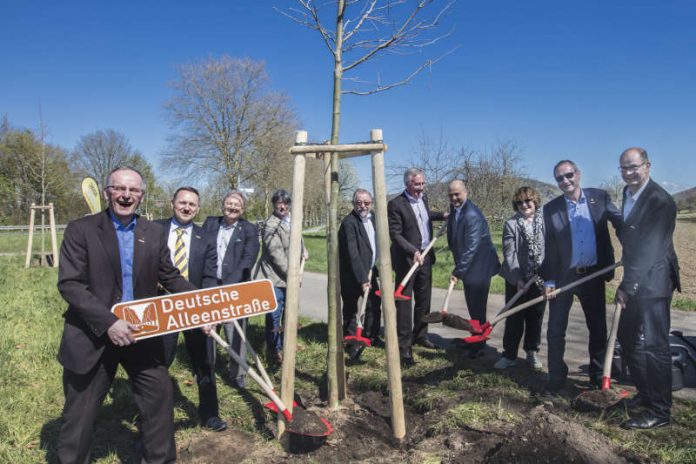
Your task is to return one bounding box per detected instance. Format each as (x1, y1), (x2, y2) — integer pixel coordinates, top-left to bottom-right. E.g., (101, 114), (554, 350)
(279, 131), (307, 436)
(25, 204), (36, 269)
(49, 203), (59, 267)
(370, 129), (406, 440)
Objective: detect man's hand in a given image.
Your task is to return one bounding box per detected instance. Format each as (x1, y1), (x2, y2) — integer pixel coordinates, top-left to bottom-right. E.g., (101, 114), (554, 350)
(303, 250), (309, 261)
(516, 279), (526, 292)
(107, 319), (138, 346)
(615, 288), (629, 309)
(414, 251), (425, 266)
(362, 282), (371, 292)
(450, 275), (458, 285)
(544, 286), (556, 300)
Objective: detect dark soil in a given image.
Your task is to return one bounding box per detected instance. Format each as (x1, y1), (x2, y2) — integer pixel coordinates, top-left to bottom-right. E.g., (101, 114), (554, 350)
(177, 377), (634, 463)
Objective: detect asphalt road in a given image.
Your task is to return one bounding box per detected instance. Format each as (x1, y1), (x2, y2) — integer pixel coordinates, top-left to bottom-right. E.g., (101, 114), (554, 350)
(299, 271), (696, 399)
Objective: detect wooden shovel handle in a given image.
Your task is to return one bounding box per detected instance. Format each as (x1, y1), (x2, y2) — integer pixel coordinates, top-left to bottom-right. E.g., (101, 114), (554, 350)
(601, 303), (622, 389)
(441, 278), (456, 313)
(397, 221), (448, 288)
(495, 275), (537, 318)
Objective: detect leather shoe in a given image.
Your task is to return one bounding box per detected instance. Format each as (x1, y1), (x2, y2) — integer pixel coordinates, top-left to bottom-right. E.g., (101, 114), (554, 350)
(620, 411), (670, 430)
(203, 416), (228, 432)
(414, 338), (437, 349)
(400, 356), (416, 368)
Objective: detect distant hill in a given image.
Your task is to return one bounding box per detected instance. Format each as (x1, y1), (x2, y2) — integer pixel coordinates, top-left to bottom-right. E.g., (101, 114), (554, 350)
(673, 186), (696, 212)
(516, 177), (559, 203)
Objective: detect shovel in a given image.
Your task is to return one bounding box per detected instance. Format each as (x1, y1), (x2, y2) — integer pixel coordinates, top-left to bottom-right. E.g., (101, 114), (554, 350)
(461, 263), (621, 344)
(344, 270), (373, 348)
(572, 303), (628, 411)
(376, 221), (448, 301)
(209, 331), (333, 439)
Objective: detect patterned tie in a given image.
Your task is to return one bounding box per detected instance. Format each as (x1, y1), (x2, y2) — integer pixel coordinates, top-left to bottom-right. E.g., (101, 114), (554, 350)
(174, 227), (189, 280)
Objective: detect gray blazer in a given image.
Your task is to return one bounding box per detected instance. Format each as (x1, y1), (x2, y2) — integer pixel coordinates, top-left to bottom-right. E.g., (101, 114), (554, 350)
(254, 213), (290, 288)
(500, 212), (545, 286)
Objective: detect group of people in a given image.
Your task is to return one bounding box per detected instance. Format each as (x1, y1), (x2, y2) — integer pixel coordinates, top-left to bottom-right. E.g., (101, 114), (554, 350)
(339, 148), (680, 432)
(55, 145), (680, 462)
(56, 166), (300, 463)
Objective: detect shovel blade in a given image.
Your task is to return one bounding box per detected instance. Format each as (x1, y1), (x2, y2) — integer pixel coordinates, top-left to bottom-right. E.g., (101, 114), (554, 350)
(442, 313), (472, 331)
(421, 311), (445, 324)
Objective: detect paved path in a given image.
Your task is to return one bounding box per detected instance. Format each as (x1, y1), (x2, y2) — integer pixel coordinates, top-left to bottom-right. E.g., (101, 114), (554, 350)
(299, 272), (696, 400)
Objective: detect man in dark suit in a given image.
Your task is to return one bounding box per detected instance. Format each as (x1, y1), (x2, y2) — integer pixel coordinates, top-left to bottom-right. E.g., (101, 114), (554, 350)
(339, 188), (382, 359)
(203, 190), (259, 388)
(388, 168), (446, 366)
(447, 180), (500, 358)
(615, 147), (680, 430)
(156, 186), (226, 432)
(57, 167), (195, 463)
(541, 160), (622, 395)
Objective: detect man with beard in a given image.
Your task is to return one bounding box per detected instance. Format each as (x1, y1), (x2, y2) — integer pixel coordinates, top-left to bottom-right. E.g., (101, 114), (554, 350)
(56, 167), (194, 463)
(156, 187), (226, 432)
(541, 160), (622, 395)
(615, 147), (680, 429)
(388, 168), (446, 367)
(339, 188), (382, 360)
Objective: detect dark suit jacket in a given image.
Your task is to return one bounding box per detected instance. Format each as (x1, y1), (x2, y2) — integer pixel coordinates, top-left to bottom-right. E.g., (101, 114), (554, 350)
(57, 210), (194, 374)
(202, 216), (260, 285)
(447, 200), (500, 285)
(388, 192), (445, 272)
(541, 188), (622, 283)
(619, 179), (681, 298)
(155, 218), (217, 290)
(338, 211), (377, 294)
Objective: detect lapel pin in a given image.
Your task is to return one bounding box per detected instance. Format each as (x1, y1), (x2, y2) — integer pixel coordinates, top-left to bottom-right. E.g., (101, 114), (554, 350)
(138, 238), (146, 244)
(589, 198), (596, 204)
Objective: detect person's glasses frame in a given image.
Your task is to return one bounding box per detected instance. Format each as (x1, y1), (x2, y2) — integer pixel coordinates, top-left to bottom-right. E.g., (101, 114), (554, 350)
(618, 161), (647, 173)
(554, 171), (575, 183)
(107, 185), (143, 196)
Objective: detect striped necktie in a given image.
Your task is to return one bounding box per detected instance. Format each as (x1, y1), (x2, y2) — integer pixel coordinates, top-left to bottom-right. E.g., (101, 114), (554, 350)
(174, 227), (189, 280)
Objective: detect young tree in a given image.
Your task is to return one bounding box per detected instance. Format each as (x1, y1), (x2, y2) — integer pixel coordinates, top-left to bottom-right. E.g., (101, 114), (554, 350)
(162, 56), (297, 191)
(282, 0), (455, 409)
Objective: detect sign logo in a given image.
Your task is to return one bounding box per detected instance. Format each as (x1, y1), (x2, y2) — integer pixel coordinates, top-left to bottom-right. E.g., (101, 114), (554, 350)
(112, 279), (277, 340)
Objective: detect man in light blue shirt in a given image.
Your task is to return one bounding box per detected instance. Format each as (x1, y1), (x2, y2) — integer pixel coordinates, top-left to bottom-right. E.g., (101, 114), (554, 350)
(541, 160), (622, 395)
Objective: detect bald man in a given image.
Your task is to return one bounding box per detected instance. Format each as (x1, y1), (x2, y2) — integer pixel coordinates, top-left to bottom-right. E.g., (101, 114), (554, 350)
(447, 180), (500, 358)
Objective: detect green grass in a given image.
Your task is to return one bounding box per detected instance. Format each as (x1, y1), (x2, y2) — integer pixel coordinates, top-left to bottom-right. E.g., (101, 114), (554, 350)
(1, 254), (695, 463)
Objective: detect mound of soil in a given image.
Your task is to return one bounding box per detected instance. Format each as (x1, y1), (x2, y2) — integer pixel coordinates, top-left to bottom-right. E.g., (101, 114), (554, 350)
(485, 406), (627, 464)
(177, 429), (258, 463)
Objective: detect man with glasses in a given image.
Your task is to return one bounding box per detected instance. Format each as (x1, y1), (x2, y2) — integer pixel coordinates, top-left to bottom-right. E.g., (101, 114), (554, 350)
(57, 167), (195, 463)
(541, 160), (622, 396)
(203, 191), (260, 388)
(614, 147), (680, 429)
(339, 188), (382, 360)
(388, 168), (446, 367)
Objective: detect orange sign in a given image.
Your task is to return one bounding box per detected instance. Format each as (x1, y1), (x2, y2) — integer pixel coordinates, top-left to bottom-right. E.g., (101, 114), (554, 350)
(111, 279), (277, 340)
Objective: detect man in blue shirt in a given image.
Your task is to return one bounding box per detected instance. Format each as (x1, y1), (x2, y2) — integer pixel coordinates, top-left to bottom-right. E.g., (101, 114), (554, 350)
(541, 160), (622, 395)
(57, 167), (195, 463)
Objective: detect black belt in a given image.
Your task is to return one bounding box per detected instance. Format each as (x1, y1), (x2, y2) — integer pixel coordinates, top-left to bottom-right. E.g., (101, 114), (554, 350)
(571, 265), (596, 275)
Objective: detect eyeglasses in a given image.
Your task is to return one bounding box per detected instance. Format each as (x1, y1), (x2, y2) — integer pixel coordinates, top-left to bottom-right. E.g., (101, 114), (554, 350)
(515, 199), (534, 207)
(355, 201), (372, 206)
(618, 161), (647, 173)
(107, 185), (143, 196)
(554, 172), (575, 183)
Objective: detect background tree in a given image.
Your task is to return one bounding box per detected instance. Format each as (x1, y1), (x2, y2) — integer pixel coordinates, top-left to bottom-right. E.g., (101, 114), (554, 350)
(74, 129), (139, 185)
(162, 55), (297, 192)
(283, 0), (455, 409)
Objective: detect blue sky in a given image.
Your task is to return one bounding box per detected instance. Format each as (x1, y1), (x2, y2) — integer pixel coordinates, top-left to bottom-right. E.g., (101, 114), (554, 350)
(2, 0), (695, 193)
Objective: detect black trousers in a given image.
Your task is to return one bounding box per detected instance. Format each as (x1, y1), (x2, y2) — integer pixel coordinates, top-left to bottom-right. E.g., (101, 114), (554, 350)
(395, 256), (432, 353)
(163, 328), (219, 422)
(501, 281), (545, 360)
(617, 296), (672, 419)
(547, 268), (607, 388)
(57, 341), (175, 464)
(342, 271), (382, 339)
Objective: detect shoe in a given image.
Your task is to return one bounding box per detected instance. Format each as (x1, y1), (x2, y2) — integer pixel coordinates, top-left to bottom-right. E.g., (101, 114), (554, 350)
(203, 416), (228, 432)
(539, 387), (561, 400)
(494, 356), (517, 369)
(400, 356), (416, 368)
(370, 337), (386, 348)
(589, 374), (603, 389)
(620, 411), (670, 430)
(267, 350), (283, 365)
(348, 345), (365, 361)
(230, 376), (246, 389)
(414, 338), (437, 349)
(526, 350), (543, 370)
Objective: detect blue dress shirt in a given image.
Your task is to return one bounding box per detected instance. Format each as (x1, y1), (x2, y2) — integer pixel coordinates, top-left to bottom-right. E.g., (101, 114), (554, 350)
(109, 211), (137, 303)
(565, 191), (597, 268)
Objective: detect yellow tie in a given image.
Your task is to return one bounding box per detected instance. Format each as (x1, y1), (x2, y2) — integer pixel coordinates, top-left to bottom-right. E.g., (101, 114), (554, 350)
(174, 227), (189, 280)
